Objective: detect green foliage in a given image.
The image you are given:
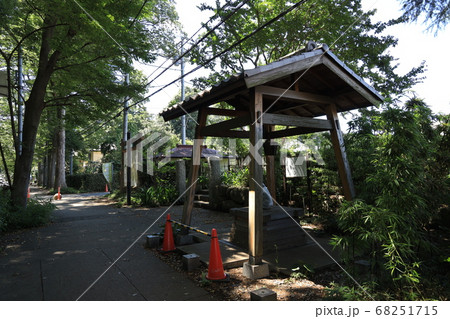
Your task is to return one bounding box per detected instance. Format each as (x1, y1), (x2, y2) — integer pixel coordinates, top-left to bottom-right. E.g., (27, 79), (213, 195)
(135, 163), (179, 207)
(331, 200), (422, 287)
(221, 166), (249, 187)
(0, 189), (55, 232)
(400, 0), (450, 32)
(290, 262), (314, 280)
(198, 170), (210, 189)
(0, 189), (10, 232)
(325, 282), (379, 301)
(331, 101), (449, 297)
(136, 181), (178, 207)
(1, 0), (180, 207)
(190, 0), (425, 97)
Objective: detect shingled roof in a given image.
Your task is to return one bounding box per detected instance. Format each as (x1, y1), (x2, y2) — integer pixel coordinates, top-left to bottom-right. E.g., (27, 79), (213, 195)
(160, 44), (383, 121)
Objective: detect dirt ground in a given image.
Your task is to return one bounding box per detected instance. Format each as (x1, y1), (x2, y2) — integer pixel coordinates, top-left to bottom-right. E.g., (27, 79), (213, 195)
(150, 246), (335, 301)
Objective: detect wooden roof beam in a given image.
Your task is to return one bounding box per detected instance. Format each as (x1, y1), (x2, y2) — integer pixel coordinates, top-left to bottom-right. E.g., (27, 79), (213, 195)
(262, 113), (332, 130)
(273, 103), (316, 117)
(265, 126), (328, 139)
(256, 85), (334, 105)
(200, 115), (252, 136)
(322, 58), (382, 106)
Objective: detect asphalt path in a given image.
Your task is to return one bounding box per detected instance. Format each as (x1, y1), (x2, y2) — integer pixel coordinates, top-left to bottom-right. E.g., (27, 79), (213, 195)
(0, 190), (215, 301)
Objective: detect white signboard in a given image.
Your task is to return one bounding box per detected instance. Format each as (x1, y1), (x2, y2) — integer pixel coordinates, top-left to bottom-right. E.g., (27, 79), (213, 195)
(102, 163), (113, 184)
(285, 157), (307, 178)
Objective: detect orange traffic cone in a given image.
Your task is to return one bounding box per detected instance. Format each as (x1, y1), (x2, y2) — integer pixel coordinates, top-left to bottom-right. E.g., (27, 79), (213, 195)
(105, 184), (109, 193)
(161, 214), (175, 252)
(206, 228), (227, 281)
(57, 187), (61, 200)
(27, 187), (31, 200)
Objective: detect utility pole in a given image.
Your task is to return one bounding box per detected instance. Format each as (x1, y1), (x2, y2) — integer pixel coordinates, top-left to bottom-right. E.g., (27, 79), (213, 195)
(180, 45), (186, 145)
(18, 45), (24, 155)
(126, 131), (131, 206)
(121, 73), (129, 192)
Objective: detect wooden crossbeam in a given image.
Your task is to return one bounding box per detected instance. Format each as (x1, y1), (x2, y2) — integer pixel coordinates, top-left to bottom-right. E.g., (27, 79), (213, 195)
(256, 85), (333, 105)
(262, 113), (332, 130)
(200, 115), (252, 136)
(265, 126), (325, 139)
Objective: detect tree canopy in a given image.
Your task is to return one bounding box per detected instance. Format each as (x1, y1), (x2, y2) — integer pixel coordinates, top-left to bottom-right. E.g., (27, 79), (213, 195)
(0, 0), (179, 207)
(400, 0), (450, 32)
(188, 0), (425, 98)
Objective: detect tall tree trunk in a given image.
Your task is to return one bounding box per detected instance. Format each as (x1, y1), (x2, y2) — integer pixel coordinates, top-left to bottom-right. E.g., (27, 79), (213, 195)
(54, 106), (66, 188)
(37, 162), (44, 186)
(47, 147), (56, 189)
(43, 155), (48, 188)
(10, 18), (60, 207)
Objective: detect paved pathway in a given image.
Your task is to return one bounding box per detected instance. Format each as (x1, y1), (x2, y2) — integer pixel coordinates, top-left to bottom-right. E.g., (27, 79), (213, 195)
(0, 191), (216, 301)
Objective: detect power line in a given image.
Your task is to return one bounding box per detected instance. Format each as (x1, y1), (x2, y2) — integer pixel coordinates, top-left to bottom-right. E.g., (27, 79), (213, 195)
(82, 0), (248, 137)
(128, 0), (309, 110)
(143, 0), (252, 90)
(83, 0), (310, 137)
(142, 0), (250, 87)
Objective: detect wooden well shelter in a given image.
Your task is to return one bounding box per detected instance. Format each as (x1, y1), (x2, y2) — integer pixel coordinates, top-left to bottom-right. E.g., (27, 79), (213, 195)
(160, 43), (383, 272)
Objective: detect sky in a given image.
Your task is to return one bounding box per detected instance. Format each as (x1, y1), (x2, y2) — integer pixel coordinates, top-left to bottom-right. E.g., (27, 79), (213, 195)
(143, 0), (450, 117)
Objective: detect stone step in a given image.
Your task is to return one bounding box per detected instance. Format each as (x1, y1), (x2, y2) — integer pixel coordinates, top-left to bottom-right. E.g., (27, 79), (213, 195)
(194, 194), (209, 202)
(193, 200), (209, 209)
(196, 189), (209, 195)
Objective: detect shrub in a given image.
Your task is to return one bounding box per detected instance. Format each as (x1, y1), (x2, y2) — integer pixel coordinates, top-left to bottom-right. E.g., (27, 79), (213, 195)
(66, 174), (83, 189)
(221, 166), (249, 187)
(10, 199), (55, 229)
(0, 189), (10, 232)
(0, 190), (55, 232)
(137, 180), (178, 207)
(330, 104), (446, 297)
(67, 173), (107, 192)
(82, 174), (108, 192)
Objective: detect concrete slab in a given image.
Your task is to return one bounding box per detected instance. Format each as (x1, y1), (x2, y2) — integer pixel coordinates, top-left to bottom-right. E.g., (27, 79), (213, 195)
(177, 241), (249, 269)
(114, 245), (214, 301)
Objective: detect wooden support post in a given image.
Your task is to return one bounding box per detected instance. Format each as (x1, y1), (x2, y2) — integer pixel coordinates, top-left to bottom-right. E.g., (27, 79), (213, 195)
(181, 108), (207, 226)
(248, 88), (264, 265)
(326, 104), (355, 200)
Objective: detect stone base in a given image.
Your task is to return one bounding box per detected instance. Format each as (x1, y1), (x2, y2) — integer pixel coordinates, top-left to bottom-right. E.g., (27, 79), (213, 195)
(243, 262), (269, 279)
(182, 253), (201, 272)
(250, 288), (277, 301)
(175, 234), (195, 246)
(146, 235), (160, 249)
(230, 206), (306, 252)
